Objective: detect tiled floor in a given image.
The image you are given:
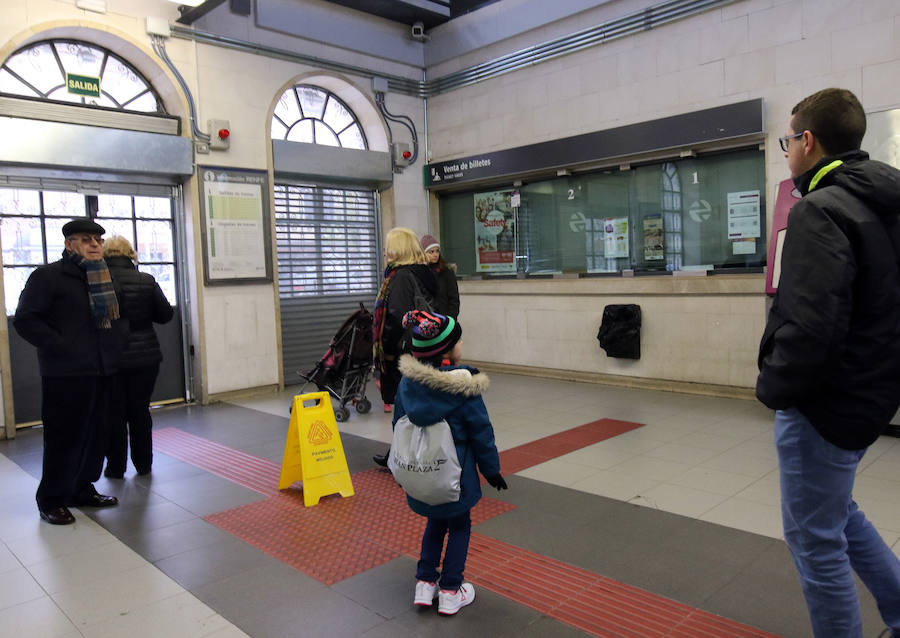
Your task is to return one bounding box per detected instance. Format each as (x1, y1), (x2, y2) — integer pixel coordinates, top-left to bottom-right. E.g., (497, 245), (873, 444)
(2, 371), (899, 637)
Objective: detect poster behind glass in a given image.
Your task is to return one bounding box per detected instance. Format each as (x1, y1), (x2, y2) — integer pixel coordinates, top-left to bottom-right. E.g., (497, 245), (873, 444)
(474, 189), (515, 273)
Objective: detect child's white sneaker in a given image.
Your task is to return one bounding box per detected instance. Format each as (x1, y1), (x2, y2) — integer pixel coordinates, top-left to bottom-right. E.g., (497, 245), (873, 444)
(437, 583), (475, 615)
(414, 580), (438, 607)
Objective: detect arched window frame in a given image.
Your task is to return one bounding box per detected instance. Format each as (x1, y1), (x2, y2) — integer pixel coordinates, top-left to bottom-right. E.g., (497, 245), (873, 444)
(0, 39), (165, 113)
(661, 161), (683, 271)
(271, 84), (368, 150)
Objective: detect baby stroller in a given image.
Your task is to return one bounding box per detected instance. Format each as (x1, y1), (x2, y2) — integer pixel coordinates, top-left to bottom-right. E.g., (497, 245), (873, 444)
(298, 303), (374, 422)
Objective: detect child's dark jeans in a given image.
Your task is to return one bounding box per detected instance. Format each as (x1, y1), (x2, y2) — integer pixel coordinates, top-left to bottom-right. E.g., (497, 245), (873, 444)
(416, 510), (471, 591)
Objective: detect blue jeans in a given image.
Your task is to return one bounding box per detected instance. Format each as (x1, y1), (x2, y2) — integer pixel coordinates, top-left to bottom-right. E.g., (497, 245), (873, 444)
(416, 510), (471, 591)
(776, 408), (900, 638)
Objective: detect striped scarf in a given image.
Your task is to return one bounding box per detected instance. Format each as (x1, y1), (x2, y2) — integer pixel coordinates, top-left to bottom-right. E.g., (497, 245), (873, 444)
(67, 251), (120, 329)
(372, 266), (398, 378)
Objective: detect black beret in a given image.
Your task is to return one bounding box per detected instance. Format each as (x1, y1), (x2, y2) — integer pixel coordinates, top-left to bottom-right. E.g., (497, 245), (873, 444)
(62, 218), (105, 237)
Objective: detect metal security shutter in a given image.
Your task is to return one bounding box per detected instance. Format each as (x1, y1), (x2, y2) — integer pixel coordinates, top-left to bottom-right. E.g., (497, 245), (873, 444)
(274, 183), (380, 384)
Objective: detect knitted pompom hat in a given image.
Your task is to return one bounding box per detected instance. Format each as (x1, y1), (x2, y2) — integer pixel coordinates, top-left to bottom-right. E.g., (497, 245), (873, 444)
(420, 234), (440, 253)
(401, 309), (462, 359)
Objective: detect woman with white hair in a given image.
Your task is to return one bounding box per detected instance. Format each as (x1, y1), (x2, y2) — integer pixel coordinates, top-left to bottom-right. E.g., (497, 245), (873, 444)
(371, 227), (437, 466)
(102, 235), (174, 478)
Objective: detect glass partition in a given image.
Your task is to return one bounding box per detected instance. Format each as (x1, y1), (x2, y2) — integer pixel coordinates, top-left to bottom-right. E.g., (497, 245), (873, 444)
(439, 147), (766, 276)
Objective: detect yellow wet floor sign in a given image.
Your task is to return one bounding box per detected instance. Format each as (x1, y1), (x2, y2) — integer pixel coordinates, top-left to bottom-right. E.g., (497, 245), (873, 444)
(278, 392), (354, 506)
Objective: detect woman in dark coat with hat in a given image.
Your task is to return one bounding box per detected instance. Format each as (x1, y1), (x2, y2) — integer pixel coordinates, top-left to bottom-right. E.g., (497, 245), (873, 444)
(102, 236), (174, 477)
(420, 234), (459, 318)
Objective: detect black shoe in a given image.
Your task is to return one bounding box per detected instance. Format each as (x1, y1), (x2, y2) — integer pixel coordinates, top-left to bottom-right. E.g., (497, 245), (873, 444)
(74, 493), (118, 507)
(40, 507), (76, 525)
(373, 453), (389, 467)
(104, 470), (124, 479)
(136, 468), (151, 476)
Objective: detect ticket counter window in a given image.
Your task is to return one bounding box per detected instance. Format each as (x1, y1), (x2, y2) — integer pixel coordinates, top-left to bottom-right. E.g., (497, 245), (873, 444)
(439, 148), (766, 276)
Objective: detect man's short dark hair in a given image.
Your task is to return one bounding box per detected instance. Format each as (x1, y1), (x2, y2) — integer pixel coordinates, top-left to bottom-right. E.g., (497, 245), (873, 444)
(791, 88), (866, 156)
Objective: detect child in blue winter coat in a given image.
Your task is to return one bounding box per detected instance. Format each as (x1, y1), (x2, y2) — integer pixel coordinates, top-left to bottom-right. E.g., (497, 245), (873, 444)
(393, 309), (507, 616)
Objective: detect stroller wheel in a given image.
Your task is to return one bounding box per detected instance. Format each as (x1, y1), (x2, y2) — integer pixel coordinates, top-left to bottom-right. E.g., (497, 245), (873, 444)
(335, 407), (351, 422)
(356, 398), (371, 414)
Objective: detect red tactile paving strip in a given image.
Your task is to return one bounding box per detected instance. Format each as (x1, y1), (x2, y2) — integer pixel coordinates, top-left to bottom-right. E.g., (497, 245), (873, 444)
(155, 428), (282, 496)
(154, 428), (515, 584)
(498, 418), (644, 475)
(467, 534), (779, 638)
(154, 425), (779, 637)
(206, 468), (515, 584)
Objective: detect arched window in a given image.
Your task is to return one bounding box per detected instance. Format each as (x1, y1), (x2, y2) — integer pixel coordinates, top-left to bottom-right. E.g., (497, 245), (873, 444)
(0, 39), (165, 113)
(271, 85), (367, 149)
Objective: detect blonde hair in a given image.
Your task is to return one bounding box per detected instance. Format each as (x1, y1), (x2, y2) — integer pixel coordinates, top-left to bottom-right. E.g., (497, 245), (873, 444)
(103, 235), (137, 260)
(384, 227), (426, 266)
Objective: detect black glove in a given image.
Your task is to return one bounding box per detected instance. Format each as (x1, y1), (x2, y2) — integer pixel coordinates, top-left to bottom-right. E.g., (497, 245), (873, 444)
(486, 474), (508, 490)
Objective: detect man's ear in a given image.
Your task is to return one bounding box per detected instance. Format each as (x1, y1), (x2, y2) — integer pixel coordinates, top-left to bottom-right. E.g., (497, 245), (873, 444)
(802, 130), (824, 161)
(803, 130), (813, 150)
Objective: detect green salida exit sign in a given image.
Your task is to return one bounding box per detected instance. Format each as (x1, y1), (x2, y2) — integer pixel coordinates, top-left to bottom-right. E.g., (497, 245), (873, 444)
(66, 73), (100, 98)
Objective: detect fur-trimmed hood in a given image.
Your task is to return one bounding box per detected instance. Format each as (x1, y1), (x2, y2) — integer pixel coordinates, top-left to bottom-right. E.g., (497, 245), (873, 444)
(398, 354), (489, 396)
(393, 356), (500, 519)
(396, 354), (489, 426)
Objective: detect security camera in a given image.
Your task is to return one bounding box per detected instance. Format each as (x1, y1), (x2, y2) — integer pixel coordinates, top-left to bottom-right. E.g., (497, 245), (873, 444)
(411, 21), (428, 41)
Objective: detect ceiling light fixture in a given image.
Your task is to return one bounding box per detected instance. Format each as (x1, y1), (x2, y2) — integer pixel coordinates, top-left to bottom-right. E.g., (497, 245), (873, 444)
(166, 0), (205, 7)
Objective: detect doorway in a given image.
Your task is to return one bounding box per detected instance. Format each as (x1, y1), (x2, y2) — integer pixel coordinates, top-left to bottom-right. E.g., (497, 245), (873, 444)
(1, 183), (187, 425)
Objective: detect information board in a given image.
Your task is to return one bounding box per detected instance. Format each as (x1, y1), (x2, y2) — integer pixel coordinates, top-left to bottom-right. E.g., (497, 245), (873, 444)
(199, 166), (273, 285)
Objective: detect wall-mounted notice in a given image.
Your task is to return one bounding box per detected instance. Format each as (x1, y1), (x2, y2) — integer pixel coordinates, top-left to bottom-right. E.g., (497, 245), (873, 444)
(864, 106), (900, 169)
(474, 189), (515, 273)
(643, 214), (664, 261)
(199, 166), (273, 285)
(604, 217), (629, 259)
(732, 238), (756, 255)
(727, 190), (761, 239)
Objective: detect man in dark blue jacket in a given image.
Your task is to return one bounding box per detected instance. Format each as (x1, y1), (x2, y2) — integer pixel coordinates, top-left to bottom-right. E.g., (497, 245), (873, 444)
(14, 218), (125, 525)
(757, 88), (900, 637)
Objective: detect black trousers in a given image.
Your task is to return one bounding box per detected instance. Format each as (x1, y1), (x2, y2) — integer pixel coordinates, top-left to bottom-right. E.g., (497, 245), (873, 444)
(37, 374), (113, 511)
(378, 356), (401, 405)
(105, 364), (160, 475)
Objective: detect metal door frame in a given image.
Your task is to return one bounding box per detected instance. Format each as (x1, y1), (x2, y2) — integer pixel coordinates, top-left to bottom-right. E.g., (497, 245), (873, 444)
(0, 177), (193, 431)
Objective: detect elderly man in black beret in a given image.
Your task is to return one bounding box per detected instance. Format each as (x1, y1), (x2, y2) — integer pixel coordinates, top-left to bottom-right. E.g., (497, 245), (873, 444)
(14, 217), (126, 525)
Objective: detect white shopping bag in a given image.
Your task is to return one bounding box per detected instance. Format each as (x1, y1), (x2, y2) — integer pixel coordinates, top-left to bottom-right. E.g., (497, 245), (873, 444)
(388, 414), (461, 506)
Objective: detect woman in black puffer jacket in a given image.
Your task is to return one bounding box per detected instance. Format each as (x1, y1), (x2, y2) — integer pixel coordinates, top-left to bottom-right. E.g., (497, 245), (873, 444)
(373, 228), (437, 413)
(371, 227), (437, 467)
(102, 236), (174, 477)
